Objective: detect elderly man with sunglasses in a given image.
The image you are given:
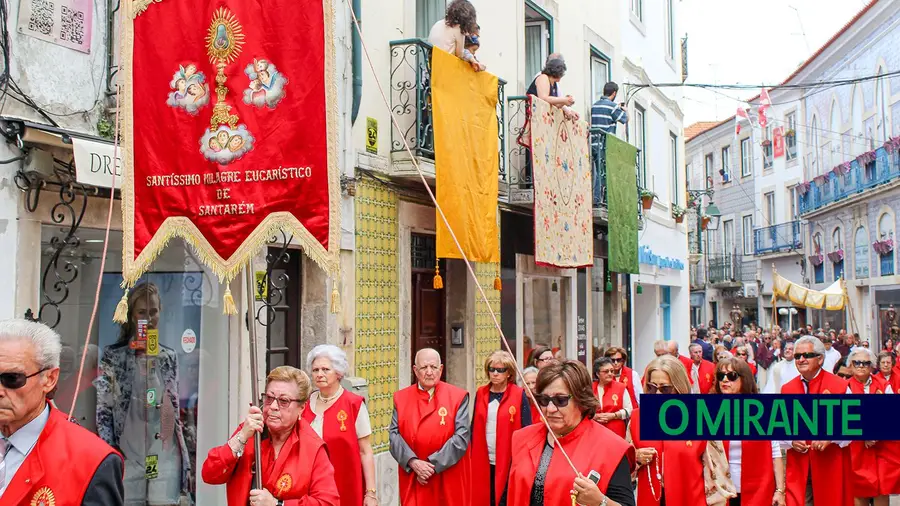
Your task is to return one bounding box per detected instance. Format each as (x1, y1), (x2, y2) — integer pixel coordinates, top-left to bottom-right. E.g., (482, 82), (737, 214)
(779, 336), (852, 506)
(0, 319), (123, 505)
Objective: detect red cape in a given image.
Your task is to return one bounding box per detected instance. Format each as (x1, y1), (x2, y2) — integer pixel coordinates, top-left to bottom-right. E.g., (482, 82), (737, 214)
(695, 360), (716, 394)
(506, 417), (633, 506)
(202, 418), (340, 506)
(847, 375), (900, 497)
(468, 384), (526, 506)
(780, 371), (853, 506)
(614, 365), (639, 406)
(592, 381), (627, 439)
(875, 370), (900, 394)
(393, 382), (471, 506)
(630, 408), (707, 506)
(301, 390), (365, 506)
(677, 355), (694, 384)
(723, 440), (775, 506)
(2, 406), (121, 506)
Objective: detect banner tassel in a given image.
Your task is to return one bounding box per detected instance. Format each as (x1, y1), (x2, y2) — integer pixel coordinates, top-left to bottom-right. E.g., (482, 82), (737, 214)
(112, 289), (129, 324)
(330, 285), (341, 314)
(433, 263), (443, 290)
(223, 286), (237, 315)
(494, 274), (502, 291)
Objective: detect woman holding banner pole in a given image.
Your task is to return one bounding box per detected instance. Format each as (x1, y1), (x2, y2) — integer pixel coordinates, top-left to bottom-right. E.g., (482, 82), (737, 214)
(712, 356), (786, 506)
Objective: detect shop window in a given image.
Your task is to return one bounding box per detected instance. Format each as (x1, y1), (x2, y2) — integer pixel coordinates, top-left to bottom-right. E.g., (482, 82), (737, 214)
(42, 227), (229, 505)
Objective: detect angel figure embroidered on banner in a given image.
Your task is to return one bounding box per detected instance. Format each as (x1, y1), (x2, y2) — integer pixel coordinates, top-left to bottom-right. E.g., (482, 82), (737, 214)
(243, 58), (288, 109)
(166, 63), (210, 115)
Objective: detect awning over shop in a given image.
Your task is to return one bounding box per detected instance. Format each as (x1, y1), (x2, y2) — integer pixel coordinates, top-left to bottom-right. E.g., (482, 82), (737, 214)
(772, 271), (845, 310)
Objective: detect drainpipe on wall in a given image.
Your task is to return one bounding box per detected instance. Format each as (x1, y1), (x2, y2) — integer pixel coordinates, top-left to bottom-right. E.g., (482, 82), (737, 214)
(350, 0), (362, 125)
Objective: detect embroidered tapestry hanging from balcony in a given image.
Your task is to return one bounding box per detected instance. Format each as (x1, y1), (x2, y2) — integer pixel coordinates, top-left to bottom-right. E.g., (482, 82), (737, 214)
(432, 48), (500, 263)
(120, 0), (341, 288)
(529, 97), (593, 268)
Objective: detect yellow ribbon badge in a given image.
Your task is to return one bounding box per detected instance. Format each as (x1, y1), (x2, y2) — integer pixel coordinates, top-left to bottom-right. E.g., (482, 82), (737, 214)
(337, 409), (348, 432)
(508, 405), (516, 422)
(31, 487), (56, 506)
(276, 474), (293, 497)
(438, 406), (448, 426)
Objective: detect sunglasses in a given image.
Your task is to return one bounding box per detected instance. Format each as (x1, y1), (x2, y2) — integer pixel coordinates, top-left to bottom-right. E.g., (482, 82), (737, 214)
(851, 360), (872, 368)
(534, 394), (572, 408)
(263, 394), (302, 410)
(488, 367), (508, 374)
(537, 356), (556, 363)
(837, 373), (852, 379)
(794, 352), (821, 360)
(716, 371), (740, 382)
(646, 383), (676, 394)
(0, 368), (48, 390)
(609, 358), (624, 363)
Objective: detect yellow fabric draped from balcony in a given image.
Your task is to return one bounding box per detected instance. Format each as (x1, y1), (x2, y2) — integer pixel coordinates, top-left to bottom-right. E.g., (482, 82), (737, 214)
(772, 272), (845, 310)
(432, 48), (500, 263)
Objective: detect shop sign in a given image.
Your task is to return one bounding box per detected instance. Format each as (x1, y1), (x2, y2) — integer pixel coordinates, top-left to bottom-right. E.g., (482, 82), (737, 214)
(639, 245), (685, 271)
(181, 329), (197, 353)
(72, 137), (124, 189)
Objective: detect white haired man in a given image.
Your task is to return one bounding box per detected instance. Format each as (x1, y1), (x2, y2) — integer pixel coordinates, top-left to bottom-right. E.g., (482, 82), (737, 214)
(0, 319), (123, 504)
(779, 336), (852, 506)
(389, 348), (470, 506)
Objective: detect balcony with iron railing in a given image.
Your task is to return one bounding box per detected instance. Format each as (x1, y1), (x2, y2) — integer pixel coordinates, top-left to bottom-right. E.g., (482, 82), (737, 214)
(707, 254), (743, 286)
(388, 39), (506, 179)
(800, 146), (900, 214)
(753, 221), (803, 256)
(504, 95), (644, 220)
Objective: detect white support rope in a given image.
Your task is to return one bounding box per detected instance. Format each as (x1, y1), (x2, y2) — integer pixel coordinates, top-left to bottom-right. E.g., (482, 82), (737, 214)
(345, 0), (581, 476)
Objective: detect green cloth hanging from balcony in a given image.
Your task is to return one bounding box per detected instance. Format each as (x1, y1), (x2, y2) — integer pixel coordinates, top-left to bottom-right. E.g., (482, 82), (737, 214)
(606, 133), (639, 274)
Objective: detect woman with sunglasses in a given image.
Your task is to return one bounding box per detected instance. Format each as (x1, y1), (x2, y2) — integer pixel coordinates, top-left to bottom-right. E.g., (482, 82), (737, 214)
(732, 345), (757, 377)
(505, 360), (636, 506)
(833, 356), (853, 381)
(469, 351), (531, 506)
(302, 345), (377, 506)
(713, 357), (786, 506)
(845, 348), (900, 506)
(530, 345), (557, 370)
(591, 357), (629, 439)
(629, 355), (707, 506)
(202, 366), (340, 506)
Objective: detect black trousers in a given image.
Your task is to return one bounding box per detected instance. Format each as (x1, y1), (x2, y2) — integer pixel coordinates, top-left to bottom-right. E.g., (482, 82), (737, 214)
(490, 464), (496, 506)
(729, 494), (741, 505)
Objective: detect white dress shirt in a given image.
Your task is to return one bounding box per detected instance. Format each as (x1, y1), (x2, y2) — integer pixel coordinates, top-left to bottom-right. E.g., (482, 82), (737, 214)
(823, 347), (842, 372)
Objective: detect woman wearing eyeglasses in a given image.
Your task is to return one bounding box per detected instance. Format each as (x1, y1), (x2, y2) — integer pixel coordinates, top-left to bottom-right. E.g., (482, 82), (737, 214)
(530, 345), (557, 370)
(874, 352), (900, 393)
(302, 345), (377, 506)
(505, 360), (635, 506)
(713, 357), (786, 506)
(629, 355), (707, 506)
(845, 348), (900, 505)
(202, 366), (340, 506)
(732, 345), (757, 377)
(521, 366), (541, 426)
(591, 357), (629, 439)
(469, 351), (531, 506)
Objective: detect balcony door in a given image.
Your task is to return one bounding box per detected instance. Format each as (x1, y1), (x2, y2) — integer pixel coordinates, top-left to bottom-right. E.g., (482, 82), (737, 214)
(411, 234), (447, 382)
(723, 219), (735, 279)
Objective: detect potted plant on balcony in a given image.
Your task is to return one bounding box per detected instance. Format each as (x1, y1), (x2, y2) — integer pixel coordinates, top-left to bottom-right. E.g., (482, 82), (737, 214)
(671, 205), (686, 223)
(761, 139), (772, 147)
(856, 150), (876, 166)
(873, 238), (894, 256)
(785, 128), (796, 138)
(701, 215), (712, 230)
(808, 253), (824, 267)
(885, 136), (900, 153)
(640, 189), (656, 210)
(827, 249), (844, 263)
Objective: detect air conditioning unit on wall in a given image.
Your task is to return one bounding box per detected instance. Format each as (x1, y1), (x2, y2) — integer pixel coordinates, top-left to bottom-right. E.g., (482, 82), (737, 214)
(742, 283), (759, 298)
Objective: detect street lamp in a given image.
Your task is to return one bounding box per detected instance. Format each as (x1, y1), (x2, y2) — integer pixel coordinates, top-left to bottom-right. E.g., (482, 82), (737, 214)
(703, 201), (722, 231)
(778, 307), (798, 334)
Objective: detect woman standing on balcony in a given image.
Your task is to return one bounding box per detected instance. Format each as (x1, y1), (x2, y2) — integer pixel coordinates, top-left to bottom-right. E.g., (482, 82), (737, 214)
(526, 58), (573, 110)
(428, 0), (485, 71)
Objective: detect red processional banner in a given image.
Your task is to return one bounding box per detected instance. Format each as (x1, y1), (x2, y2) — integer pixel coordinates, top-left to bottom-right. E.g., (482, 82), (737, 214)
(773, 126), (785, 159)
(121, 0), (340, 286)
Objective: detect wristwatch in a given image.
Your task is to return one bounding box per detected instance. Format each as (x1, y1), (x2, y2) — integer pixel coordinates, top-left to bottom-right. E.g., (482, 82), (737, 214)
(599, 497), (608, 506)
(276, 501), (284, 506)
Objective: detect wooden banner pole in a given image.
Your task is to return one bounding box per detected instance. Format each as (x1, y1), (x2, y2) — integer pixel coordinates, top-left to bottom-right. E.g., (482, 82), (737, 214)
(244, 260), (263, 489)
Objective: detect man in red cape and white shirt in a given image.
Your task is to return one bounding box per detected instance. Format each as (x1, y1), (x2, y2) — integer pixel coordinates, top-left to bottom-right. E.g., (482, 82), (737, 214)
(780, 336), (852, 506)
(389, 348), (470, 506)
(687, 343), (715, 394)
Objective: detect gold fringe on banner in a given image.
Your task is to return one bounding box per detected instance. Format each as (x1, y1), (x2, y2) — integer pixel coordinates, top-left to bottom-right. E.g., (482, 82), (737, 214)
(119, 0), (341, 299)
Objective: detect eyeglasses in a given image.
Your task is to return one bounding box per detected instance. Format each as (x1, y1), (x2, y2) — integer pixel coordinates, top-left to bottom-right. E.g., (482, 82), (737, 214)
(837, 373), (852, 379)
(598, 368), (614, 376)
(646, 383), (676, 394)
(488, 367), (508, 374)
(852, 360), (872, 368)
(537, 356), (556, 363)
(794, 352), (821, 360)
(716, 371), (740, 382)
(534, 394), (572, 408)
(0, 368), (48, 389)
(735, 353), (748, 357)
(263, 394), (302, 409)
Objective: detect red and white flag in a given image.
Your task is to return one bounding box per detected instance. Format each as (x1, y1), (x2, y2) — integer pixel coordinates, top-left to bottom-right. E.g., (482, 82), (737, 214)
(735, 106), (752, 136)
(758, 89), (772, 128)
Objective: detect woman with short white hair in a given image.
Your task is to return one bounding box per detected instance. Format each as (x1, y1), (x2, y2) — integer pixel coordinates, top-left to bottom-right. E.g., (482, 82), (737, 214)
(302, 345), (377, 506)
(845, 346), (900, 505)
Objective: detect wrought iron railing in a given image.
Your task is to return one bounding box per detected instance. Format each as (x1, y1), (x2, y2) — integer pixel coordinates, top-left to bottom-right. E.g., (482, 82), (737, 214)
(707, 254), (742, 285)
(388, 39), (506, 178)
(753, 221), (802, 255)
(800, 147), (900, 213)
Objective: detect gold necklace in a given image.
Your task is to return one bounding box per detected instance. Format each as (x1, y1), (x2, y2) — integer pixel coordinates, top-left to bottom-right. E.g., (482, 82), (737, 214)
(318, 387), (343, 404)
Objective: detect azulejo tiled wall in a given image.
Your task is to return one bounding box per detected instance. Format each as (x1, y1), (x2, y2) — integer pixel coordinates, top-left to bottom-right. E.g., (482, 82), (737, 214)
(355, 178), (400, 452)
(474, 261), (501, 384)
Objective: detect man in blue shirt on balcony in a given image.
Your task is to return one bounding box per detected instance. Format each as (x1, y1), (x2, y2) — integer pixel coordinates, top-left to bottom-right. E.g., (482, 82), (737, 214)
(590, 82), (629, 206)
